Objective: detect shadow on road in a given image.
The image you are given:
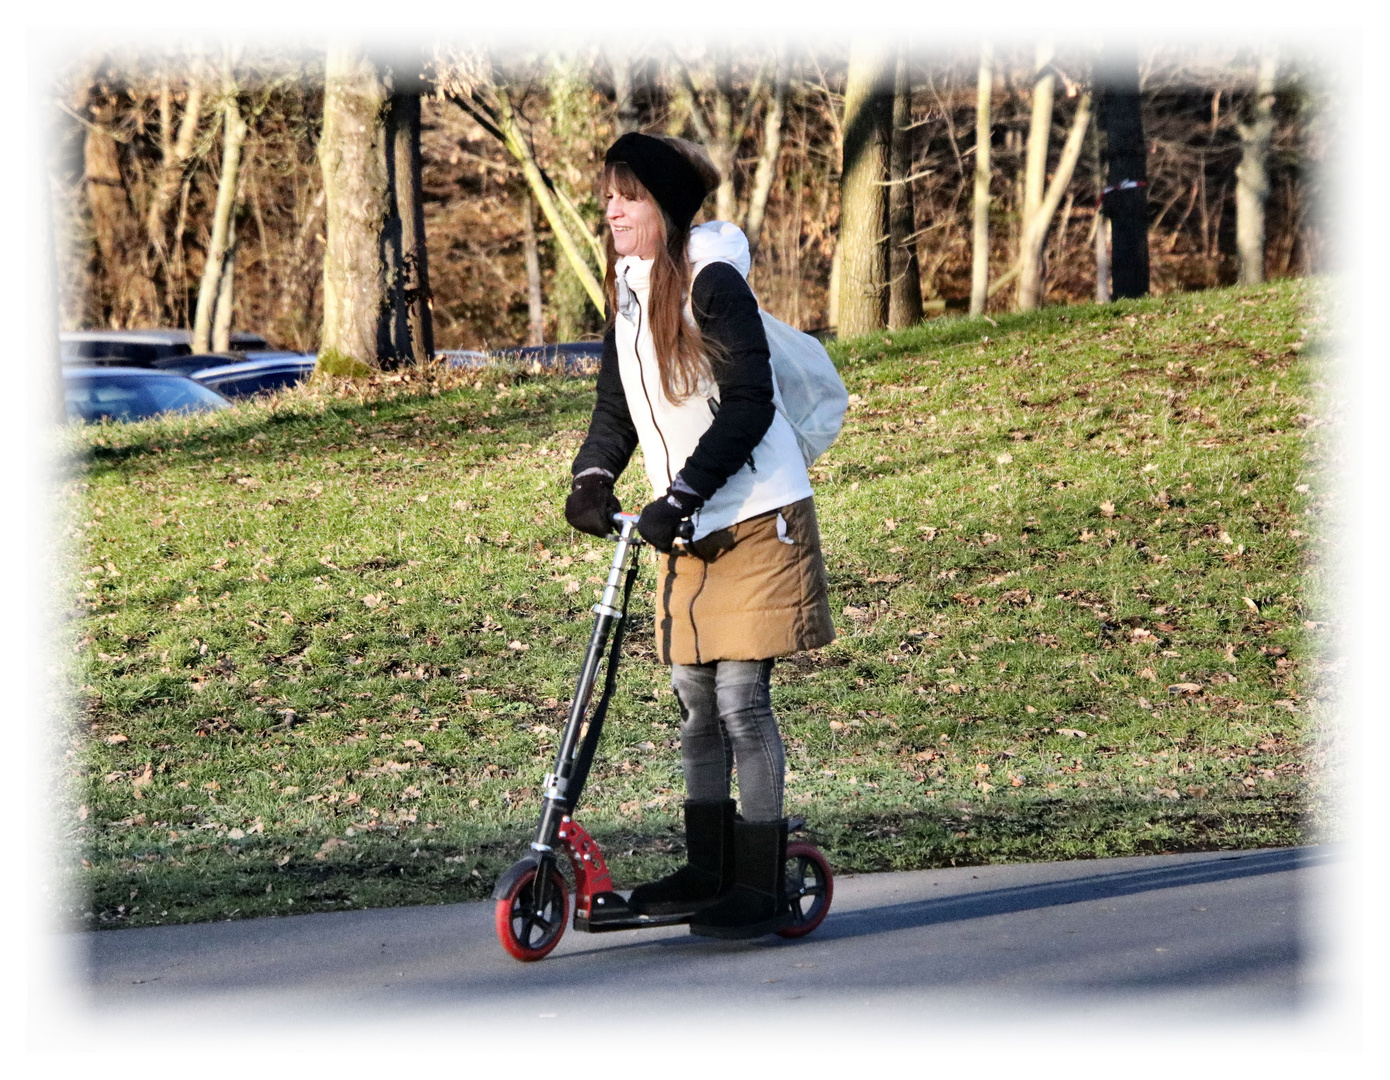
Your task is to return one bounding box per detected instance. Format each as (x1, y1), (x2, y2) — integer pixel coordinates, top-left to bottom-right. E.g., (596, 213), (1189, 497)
(552, 846), (1326, 965)
(806, 846), (1328, 945)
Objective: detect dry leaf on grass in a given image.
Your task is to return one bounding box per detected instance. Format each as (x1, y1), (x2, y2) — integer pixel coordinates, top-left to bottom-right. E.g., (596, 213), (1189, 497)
(313, 837), (351, 860)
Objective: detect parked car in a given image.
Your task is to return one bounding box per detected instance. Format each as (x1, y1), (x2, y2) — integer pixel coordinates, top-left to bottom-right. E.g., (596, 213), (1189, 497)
(150, 351), (253, 376)
(438, 349), (492, 370)
(60, 329), (271, 366)
(64, 366), (233, 424)
(438, 340), (603, 376)
(190, 353), (317, 399)
(151, 349), (313, 378)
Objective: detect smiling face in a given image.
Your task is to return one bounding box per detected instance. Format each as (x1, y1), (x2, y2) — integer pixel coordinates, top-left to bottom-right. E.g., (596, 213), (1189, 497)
(604, 185), (664, 260)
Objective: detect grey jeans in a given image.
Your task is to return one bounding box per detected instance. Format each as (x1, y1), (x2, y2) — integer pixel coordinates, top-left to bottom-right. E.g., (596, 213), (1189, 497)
(670, 659), (784, 822)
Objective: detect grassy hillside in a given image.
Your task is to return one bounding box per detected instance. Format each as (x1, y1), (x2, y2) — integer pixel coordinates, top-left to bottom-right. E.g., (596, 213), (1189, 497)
(54, 278), (1335, 930)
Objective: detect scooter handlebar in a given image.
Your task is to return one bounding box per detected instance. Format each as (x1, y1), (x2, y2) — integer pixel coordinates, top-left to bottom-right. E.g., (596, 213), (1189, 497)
(609, 512), (694, 545)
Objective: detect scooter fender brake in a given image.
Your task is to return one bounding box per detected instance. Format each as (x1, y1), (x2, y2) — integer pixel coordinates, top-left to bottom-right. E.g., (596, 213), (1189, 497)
(491, 855), (542, 901)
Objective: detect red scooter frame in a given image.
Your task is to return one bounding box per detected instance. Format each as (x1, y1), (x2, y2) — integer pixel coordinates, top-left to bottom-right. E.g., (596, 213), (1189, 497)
(492, 513), (833, 961)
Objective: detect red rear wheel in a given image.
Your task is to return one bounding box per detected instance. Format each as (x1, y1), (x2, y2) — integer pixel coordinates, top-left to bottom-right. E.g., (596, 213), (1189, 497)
(777, 842), (833, 939)
(494, 865), (569, 962)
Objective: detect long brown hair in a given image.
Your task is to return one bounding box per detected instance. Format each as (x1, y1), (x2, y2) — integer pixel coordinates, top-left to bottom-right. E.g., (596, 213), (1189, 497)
(601, 137), (723, 403)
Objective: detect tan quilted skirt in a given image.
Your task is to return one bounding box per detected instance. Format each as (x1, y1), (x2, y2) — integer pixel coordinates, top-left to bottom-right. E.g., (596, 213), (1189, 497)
(653, 496), (836, 666)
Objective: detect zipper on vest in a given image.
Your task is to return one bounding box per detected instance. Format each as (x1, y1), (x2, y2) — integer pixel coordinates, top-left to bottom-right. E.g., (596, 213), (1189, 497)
(631, 290), (674, 487)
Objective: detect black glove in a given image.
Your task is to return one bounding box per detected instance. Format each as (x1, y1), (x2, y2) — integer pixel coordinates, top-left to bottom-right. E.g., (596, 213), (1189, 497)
(565, 470), (622, 537)
(637, 481), (704, 553)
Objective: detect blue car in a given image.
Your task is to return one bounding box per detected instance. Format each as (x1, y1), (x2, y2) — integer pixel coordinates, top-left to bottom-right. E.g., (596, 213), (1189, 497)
(190, 353), (317, 399)
(64, 367), (233, 424)
(60, 329), (270, 366)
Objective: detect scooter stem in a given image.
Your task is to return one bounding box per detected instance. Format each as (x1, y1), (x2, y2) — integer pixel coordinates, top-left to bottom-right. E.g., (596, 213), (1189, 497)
(530, 513), (643, 859)
(593, 513), (642, 618)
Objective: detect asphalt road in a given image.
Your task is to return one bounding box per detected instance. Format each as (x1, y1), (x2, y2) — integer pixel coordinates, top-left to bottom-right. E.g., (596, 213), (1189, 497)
(64, 845), (1334, 1035)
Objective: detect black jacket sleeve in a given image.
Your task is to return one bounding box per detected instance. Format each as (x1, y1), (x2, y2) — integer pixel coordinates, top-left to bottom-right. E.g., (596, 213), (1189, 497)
(677, 261), (776, 501)
(570, 324), (639, 480)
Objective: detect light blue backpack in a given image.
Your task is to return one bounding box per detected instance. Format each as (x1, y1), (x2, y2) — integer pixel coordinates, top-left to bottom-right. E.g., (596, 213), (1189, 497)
(758, 311), (849, 467)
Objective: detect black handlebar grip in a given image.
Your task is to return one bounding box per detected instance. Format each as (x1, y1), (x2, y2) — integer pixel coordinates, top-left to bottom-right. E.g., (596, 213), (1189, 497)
(677, 519), (695, 541)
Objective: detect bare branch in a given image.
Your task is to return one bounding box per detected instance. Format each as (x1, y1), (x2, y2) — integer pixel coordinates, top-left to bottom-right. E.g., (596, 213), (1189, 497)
(670, 51), (716, 146)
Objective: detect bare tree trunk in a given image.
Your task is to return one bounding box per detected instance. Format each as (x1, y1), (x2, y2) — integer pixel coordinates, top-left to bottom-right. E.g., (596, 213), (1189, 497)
(319, 42), (392, 374)
(1095, 216), (1112, 303)
(282, 186), (325, 352)
(490, 77), (605, 314)
(211, 216), (236, 351)
(83, 83), (159, 327)
(1017, 90), (1093, 312)
(386, 83), (434, 365)
(1090, 110), (1111, 303)
(193, 53), (247, 354)
(609, 49), (640, 135)
(38, 120), (65, 421)
(823, 73), (845, 333)
(745, 46), (788, 263)
(711, 48), (738, 222)
(969, 42), (993, 317)
(1236, 51), (1277, 285)
(541, 58), (605, 338)
(837, 38), (892, 337)
(888, 48), (923, 328)
(827, 245), (840, 331)
(674, 45), (767, 226)
(522, 192), (544, 345)
(1016, 41), (1056, 311)
(145, 68), (203, 263)
(1098, 45), (1150, 298)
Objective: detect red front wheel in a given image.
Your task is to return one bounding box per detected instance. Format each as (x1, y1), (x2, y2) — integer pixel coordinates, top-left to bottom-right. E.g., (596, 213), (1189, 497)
(495, 865), (569, 962)
(777, 842), (833, 938)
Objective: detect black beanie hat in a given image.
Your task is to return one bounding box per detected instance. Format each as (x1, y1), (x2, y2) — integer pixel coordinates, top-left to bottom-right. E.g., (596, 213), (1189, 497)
(604, 133), (710, 236)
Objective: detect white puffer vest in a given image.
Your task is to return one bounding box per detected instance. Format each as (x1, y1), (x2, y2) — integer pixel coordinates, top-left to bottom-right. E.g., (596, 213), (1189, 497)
(613, 222), (811, 541)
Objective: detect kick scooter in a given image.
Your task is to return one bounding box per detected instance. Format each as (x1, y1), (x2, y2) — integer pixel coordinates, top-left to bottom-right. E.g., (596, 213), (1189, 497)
(492, 512), (833, 961)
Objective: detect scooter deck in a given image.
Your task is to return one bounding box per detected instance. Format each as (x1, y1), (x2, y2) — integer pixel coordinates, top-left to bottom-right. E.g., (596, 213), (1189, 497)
(574, 911), (693, 933)
(572, 890), (696, 933)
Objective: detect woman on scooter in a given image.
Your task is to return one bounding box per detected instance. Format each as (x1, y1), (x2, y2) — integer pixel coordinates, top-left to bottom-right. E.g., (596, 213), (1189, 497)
(564, 132), (835, 939)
